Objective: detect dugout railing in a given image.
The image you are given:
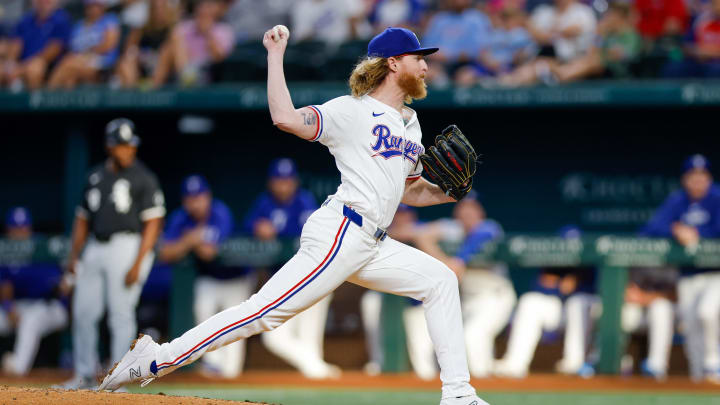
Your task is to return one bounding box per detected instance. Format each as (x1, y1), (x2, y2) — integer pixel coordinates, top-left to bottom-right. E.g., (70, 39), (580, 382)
(2, 234), (716, 375)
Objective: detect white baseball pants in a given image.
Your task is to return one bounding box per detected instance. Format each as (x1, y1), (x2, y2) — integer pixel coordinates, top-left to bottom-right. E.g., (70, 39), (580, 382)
(154, 205), (476, 399)
(73, 234), (154, 378)
(462, 269), (515, 378)
(404, 303), (437, 380)
(496, 292), (562, 375)
(261, 293), (337, 378)
(497, 292), (598, 376)
(556, 293), (600, 374)
(0, 299), (68, 375)
(621, 299), (674, 374)
(194, 275), (256, 378)
(678, 271), (720, 380)
(402, 269), (516, 379)
(360, 290), (383, 371)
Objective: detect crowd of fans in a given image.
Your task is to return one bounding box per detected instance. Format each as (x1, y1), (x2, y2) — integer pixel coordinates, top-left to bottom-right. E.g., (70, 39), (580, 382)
(0, 0), (719, 90)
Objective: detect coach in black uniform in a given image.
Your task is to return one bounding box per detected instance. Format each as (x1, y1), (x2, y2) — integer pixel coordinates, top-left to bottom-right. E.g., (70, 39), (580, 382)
(58, 118), (165, 390)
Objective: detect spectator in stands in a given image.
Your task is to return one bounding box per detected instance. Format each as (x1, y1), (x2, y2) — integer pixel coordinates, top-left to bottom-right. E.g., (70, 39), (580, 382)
(0, 0), (27, 70)
(454, 2), (535, 86)
(1, 0), (71, 90)
(114, 0), (180, 88)
(422, 0), (491, 86)
(368, 0), (426, 33)
(642, 154), (720, 382)
(224, 0), (293, 44)
(244, 158), (341, 379)
(152, 0), (235, 87)
(633, 0), (688, 76)
(0, 207), (69, 376)
(290, 0), (371, 44)
(414, 191), (514, 378)
(621, 267), (678, 380)
(160, 174), (251, 378)
(536, 2), (641, 84)
(634, 0), (688, 40)
(0, 1), (26, 34)
(119, 0), (151, 31)
(687, 0), (712, 20)
(662, 0), (720, 78)
(47, 0), (120, 89)
(497, 0), (596, 86)
(494, 226), (596, 378)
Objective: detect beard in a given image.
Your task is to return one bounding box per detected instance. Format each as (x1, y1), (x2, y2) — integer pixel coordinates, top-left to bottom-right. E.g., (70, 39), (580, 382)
(398, 71), (427, 101)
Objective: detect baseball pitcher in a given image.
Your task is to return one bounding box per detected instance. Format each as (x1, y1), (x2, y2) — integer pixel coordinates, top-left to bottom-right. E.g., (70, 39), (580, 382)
(99, 26), (487, 405)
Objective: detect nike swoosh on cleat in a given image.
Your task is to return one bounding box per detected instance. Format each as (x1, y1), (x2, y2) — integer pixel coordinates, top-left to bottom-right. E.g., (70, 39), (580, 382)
(372, 112), (384, 117)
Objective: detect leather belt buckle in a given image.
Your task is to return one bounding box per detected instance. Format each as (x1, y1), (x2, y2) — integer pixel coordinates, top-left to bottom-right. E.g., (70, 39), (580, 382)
(373, 228), (388, 241)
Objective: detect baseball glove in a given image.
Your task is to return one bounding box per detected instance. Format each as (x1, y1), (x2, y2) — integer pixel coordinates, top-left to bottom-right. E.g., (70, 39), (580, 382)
(419, 125), (478, 200)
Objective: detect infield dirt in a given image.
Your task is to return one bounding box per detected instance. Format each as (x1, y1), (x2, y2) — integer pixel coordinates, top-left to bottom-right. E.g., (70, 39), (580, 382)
(0, 385), (268, 405)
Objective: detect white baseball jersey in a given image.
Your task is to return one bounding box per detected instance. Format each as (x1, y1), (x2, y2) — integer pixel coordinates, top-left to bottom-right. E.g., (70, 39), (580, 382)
(306, 94), (425, 229)
(148, 95), (481, 401)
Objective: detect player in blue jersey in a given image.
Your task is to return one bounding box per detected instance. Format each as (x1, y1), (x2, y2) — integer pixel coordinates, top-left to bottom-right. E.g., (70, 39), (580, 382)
(414, 192), (514, 378)
(159, 174), (252, 378)
(642, 154), (720, 382)
(0, 207), (68, 376)
(244, 158), (340, 379)
(243, 158), (317, 240)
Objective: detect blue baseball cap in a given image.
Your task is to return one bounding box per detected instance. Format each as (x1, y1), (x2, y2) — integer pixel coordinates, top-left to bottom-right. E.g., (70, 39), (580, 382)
(6, 207), (32, 228)
(558, 225), (582, 239)
(268, 158), (298, 179)
(683, 154), (711, 174)
(367, 27), (438, 58)
(182, 174), (210, 197)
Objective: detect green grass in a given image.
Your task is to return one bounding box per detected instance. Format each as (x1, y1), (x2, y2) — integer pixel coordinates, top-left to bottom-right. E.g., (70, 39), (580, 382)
(132, 385), (720, 405)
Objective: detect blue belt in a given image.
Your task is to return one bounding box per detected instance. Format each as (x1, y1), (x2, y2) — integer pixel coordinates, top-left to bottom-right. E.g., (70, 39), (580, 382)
(323, 198), (387, 241)
(342, 205), (388, 241)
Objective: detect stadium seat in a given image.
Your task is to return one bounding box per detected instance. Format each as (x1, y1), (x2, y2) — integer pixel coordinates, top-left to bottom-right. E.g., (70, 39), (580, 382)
(217, 42), (268, 82)
(282, 40), (330, 81)
(324, 40), (366, 81)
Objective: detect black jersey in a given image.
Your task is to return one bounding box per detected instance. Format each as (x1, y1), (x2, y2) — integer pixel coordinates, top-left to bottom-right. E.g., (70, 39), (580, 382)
(76, 160), (165, 240)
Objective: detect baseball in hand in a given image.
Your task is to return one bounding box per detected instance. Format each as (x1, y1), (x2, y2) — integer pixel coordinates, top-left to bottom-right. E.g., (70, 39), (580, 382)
(271, 25), (290, 42)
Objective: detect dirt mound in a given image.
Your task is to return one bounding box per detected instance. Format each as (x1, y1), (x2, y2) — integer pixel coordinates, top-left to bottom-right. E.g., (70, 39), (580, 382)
(0, 385), (269, 404)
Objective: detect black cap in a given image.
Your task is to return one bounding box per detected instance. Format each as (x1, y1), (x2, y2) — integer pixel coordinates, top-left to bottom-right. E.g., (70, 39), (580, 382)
(106, 118), (140, 147)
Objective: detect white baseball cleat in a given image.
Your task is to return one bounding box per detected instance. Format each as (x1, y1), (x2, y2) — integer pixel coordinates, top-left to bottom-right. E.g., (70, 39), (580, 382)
(97, 334), (160, 392)
(439, 395), (490, 405)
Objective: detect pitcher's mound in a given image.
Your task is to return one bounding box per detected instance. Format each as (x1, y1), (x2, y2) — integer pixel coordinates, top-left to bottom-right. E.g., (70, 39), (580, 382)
(0, 385), (269, 404)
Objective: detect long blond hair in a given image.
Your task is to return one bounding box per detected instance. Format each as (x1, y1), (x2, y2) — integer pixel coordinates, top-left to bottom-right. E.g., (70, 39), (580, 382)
(349, 57), (390, 98)
(349, 56), (420, 104)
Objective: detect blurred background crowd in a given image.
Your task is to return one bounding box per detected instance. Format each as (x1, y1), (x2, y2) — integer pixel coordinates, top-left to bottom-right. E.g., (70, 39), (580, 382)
(1, 114), (719, 388)
(1, 0), (720, 91)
